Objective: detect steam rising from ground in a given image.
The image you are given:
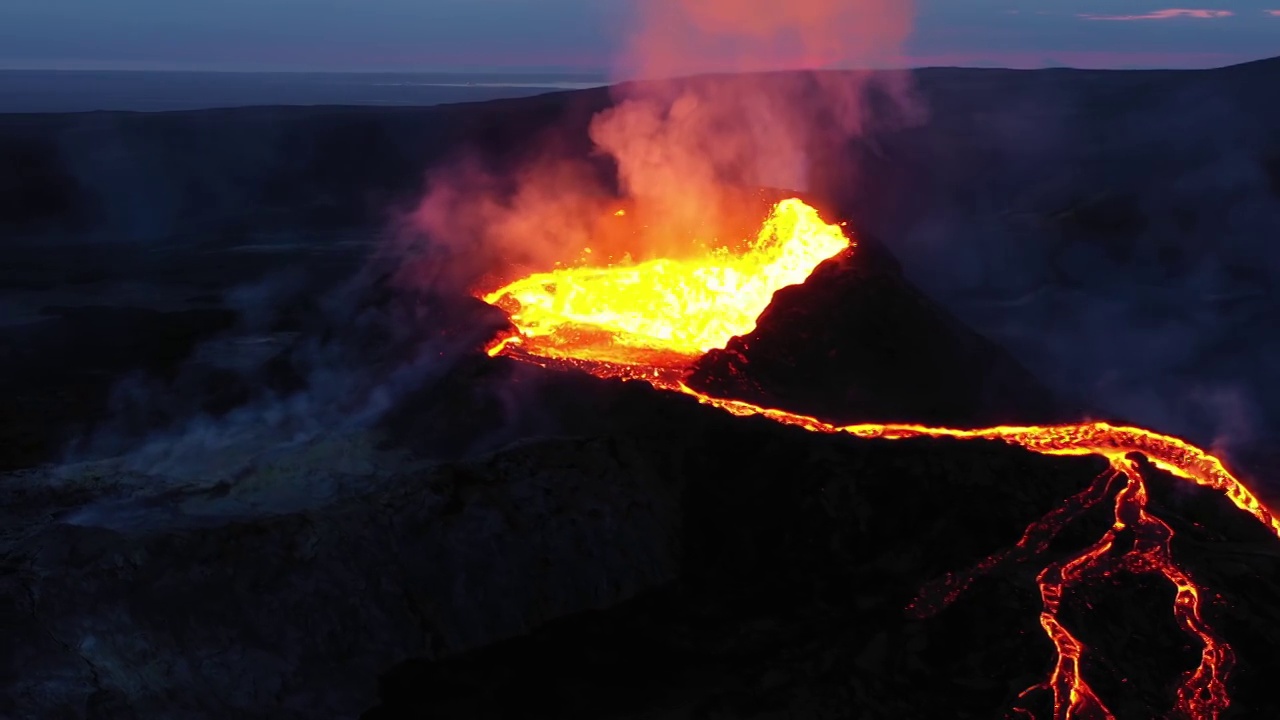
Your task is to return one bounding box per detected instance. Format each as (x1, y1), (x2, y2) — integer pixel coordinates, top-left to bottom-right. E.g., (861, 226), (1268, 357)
(64, 267), (503, 491)
(406, 0), (919, 282)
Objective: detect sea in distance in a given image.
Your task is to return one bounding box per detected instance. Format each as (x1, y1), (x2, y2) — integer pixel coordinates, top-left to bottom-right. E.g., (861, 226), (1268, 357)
(0, 69), (610, 113)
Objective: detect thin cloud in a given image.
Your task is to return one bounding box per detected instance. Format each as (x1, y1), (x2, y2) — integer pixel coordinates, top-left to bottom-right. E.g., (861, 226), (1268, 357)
(1266, 9), (1280, 15)
(1080, 9), (1234, 21)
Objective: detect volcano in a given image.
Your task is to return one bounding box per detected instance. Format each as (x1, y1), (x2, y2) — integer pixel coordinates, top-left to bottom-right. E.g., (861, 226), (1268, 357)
(373, 196), (1280, 720)
(4, 61), (1280, 720)
(4, 192), (1280, 720)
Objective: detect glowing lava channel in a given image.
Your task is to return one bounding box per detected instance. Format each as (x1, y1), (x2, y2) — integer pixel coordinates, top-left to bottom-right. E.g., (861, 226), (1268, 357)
(478, 198), (1278, 720)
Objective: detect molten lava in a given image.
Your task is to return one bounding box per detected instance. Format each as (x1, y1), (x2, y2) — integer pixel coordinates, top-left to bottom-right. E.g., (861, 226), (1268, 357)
(477, 198), (1277, 720)
(482, 198), (851, 368)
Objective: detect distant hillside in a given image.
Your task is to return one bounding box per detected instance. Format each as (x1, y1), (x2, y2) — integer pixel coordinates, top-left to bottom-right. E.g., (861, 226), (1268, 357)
(1, 59), (1277, 248)
(1, 58), (1278, 470)
(0, 89), (614, 245)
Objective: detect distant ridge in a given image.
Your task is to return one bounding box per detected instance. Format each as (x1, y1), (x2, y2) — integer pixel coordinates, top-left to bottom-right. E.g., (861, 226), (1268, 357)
(1220, 54), (1280, 70)
(909, 54), (1280, 73)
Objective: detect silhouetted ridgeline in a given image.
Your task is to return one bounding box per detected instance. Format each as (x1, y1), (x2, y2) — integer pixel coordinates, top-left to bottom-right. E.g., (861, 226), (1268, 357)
(2, 58), (1279, 456)
(0, 88), (615, 245)
(2, 59), (1277, 249)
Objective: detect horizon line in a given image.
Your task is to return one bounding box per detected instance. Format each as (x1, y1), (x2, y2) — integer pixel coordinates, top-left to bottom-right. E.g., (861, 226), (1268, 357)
(0, 52), (1276, 75)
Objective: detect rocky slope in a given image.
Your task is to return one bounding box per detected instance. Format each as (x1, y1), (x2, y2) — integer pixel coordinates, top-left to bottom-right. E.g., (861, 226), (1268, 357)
(3, 233), (1279, 718)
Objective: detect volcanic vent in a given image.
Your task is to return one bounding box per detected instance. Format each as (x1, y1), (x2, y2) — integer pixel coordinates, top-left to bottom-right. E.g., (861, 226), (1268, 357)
(471, 195), (1280, 720)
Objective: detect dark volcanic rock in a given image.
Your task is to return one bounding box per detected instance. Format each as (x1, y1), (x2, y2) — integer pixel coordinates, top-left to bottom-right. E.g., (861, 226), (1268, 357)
(8, 345), (1277, 720)
(4, 290), (1279, 720)
(0, 132), (96, 235)
(0, 358), (1072, 720)
(4, 205), (1277, 719)
(687, 236), (1065, 426)
(361, 399), (1280, 720)
(1, 429), (684, 720)
(1265, 153), (1280, 200)
(0, 306), (238, 472)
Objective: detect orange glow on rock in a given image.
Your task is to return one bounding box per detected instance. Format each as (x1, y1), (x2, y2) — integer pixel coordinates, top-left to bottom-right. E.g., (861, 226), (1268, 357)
(477, 199), (1275, 720)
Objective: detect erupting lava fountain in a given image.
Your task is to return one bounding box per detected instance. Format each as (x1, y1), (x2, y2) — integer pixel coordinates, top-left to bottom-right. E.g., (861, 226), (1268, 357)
(479, 197), (1279, 720)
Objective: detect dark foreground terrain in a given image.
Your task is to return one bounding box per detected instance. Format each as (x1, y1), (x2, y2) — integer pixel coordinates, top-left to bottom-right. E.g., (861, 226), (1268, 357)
(2, 59), (1279, 719)
(3, 224), (1280, 719)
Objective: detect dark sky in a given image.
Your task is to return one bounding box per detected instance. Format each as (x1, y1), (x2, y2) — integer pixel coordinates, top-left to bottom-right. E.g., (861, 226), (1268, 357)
(0, 0), (1277, 72)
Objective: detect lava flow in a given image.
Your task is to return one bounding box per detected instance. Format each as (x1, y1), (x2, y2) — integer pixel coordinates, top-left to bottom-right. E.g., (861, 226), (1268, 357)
(477, 198), (1278, 720)
(482, 198), (851, 369)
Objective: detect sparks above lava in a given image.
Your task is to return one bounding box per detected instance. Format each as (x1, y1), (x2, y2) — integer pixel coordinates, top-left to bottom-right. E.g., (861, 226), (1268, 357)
(477, 198), (1277, 720)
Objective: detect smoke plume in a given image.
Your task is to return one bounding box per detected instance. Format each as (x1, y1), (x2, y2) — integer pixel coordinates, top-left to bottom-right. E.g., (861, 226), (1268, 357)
(596, 0), (917, 239)
(405, 0), (919, 282)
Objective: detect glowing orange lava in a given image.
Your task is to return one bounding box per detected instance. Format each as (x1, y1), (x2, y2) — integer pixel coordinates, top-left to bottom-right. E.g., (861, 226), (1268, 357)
(478, 198), (1278, 720)
(482, 198), (852, 368)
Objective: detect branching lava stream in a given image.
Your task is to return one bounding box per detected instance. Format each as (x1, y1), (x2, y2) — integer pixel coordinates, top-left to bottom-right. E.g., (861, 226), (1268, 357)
(478, 198), (1278, 719)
